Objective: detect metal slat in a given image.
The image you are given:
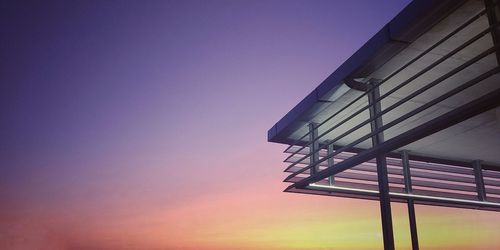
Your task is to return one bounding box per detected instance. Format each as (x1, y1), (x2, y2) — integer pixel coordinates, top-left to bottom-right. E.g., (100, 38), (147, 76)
(285, 147), (500, 177)
(296, 184), (500, 211)
(285, 186), (382, 201)
(286, 154), (477, 180)
(287, 176), (404, 193)
(410, 189), (478, 201)
(408, 162), (473, 176)
(286, 164), (479, 194)
(337, 163), (476, 184)
(483, 170), (500, 179)
(484, 177), (500, 186)
(485, 186), (500, 195)
(487, 197), (500, 203)
(287, 158), (477, 184)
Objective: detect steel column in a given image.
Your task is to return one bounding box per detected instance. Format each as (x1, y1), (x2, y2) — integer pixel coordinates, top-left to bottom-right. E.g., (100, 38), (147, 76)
(402, 150), (419, 250)
(368, 82), (395, 250)
(485, 0), (500, 65)
(327, 143), (335, 185)
(473, 160), (487, 201)
(309, 123), (319, 176)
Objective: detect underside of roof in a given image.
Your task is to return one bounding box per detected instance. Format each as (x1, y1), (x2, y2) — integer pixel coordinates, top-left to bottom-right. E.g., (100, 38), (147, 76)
(268, 0), (500, 211)
(269, 0), (500, 167)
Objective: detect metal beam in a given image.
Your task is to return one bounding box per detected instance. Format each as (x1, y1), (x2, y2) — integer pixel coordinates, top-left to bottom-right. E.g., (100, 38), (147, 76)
(473, 160), (487, 201)
(309, 123), (319, 176)
(485, 0), (500, 65)
(327, 143), (335, 185)
(368, 82), (395, 250)
(402, 151), (419, 250)
(303, 184), (500, 211)
(283, 142), (500, 173)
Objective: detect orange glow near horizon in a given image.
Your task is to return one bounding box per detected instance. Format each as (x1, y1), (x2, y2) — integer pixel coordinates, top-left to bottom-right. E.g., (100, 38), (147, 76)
(5, 173), (499, 250)
(3, 1), (500, 249)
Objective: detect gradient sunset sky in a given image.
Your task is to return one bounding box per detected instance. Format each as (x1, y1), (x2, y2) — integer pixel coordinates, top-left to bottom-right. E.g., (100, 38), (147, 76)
(2, 0), (500, 249)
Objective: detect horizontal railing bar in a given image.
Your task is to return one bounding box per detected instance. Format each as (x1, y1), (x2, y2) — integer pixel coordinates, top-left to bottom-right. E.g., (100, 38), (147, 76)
(285, 153), (403, 171)
(487, 197), (500, 203)
(483, 170), (500, 179)
(287, 169), (476, 194)
(283, 162), (312, 181)
(486, 187), (500, 195)
(286, 162), (399, 174)
(286, 145), (500, 173)
(285, 152), (484, 186)
(484, 178), (500, 186)
(285, 153), (356, 165)
(287, 163), (478, 188)
(286, 185), (382, 201)
(286, 176), (404, 193)
(284, 146), (344, 163)
(324, 180), (381, 191)
(408, 161), (473, 175)
(411, 189), (478, 201)
(286, 160), (480, 189)
(286, 154), (484, 178)
(286, 186), (500, 211)
(285, 146), (395, 166)
(285, 170), (380, 184)
(411, 181), (477, 193)
(292, 187), (496, 210)
(288, 156), (500, 188)
(285, 146), (328, 157)
(351, 164), (477, 184)
(283, 8), (489, 155)
(286, 151), (482, 178)
(284, 150), (484, 183)
(306, 184), (500, 209)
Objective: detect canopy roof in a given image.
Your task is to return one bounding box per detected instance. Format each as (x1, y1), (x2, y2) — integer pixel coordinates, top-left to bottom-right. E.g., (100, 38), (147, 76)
(269, 0), (500, 167)
(268, 0), (500, 212)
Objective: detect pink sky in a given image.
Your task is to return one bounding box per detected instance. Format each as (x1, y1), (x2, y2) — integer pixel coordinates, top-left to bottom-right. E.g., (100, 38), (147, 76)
(1, 0), (499, 249)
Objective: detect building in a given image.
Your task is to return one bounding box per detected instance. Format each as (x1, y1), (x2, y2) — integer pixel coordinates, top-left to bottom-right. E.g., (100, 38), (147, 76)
(267, 0), (500, 249)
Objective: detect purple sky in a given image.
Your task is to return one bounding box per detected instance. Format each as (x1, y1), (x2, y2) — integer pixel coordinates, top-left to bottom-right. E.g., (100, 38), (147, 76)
(16, 1), (500, 249)
(1, 0), (409, 206)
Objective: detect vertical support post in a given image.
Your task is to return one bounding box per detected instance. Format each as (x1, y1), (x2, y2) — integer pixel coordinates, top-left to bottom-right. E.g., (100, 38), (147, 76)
(327, 143), (335, 186)
(473, 160), (487, 201)
(401, 150), (419, 250)
(309, 123), (319, 176)
(485, 0), (500, 65)
(368, 81), (395, 250)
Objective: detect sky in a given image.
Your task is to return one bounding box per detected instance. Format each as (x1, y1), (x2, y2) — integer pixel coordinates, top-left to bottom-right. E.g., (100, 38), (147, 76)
(1, 0), (500, 249)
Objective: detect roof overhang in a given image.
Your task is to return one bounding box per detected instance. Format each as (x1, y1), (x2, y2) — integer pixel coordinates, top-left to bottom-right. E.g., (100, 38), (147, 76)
(268, 0), (465, 144)
(268, 0), (500, 212)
